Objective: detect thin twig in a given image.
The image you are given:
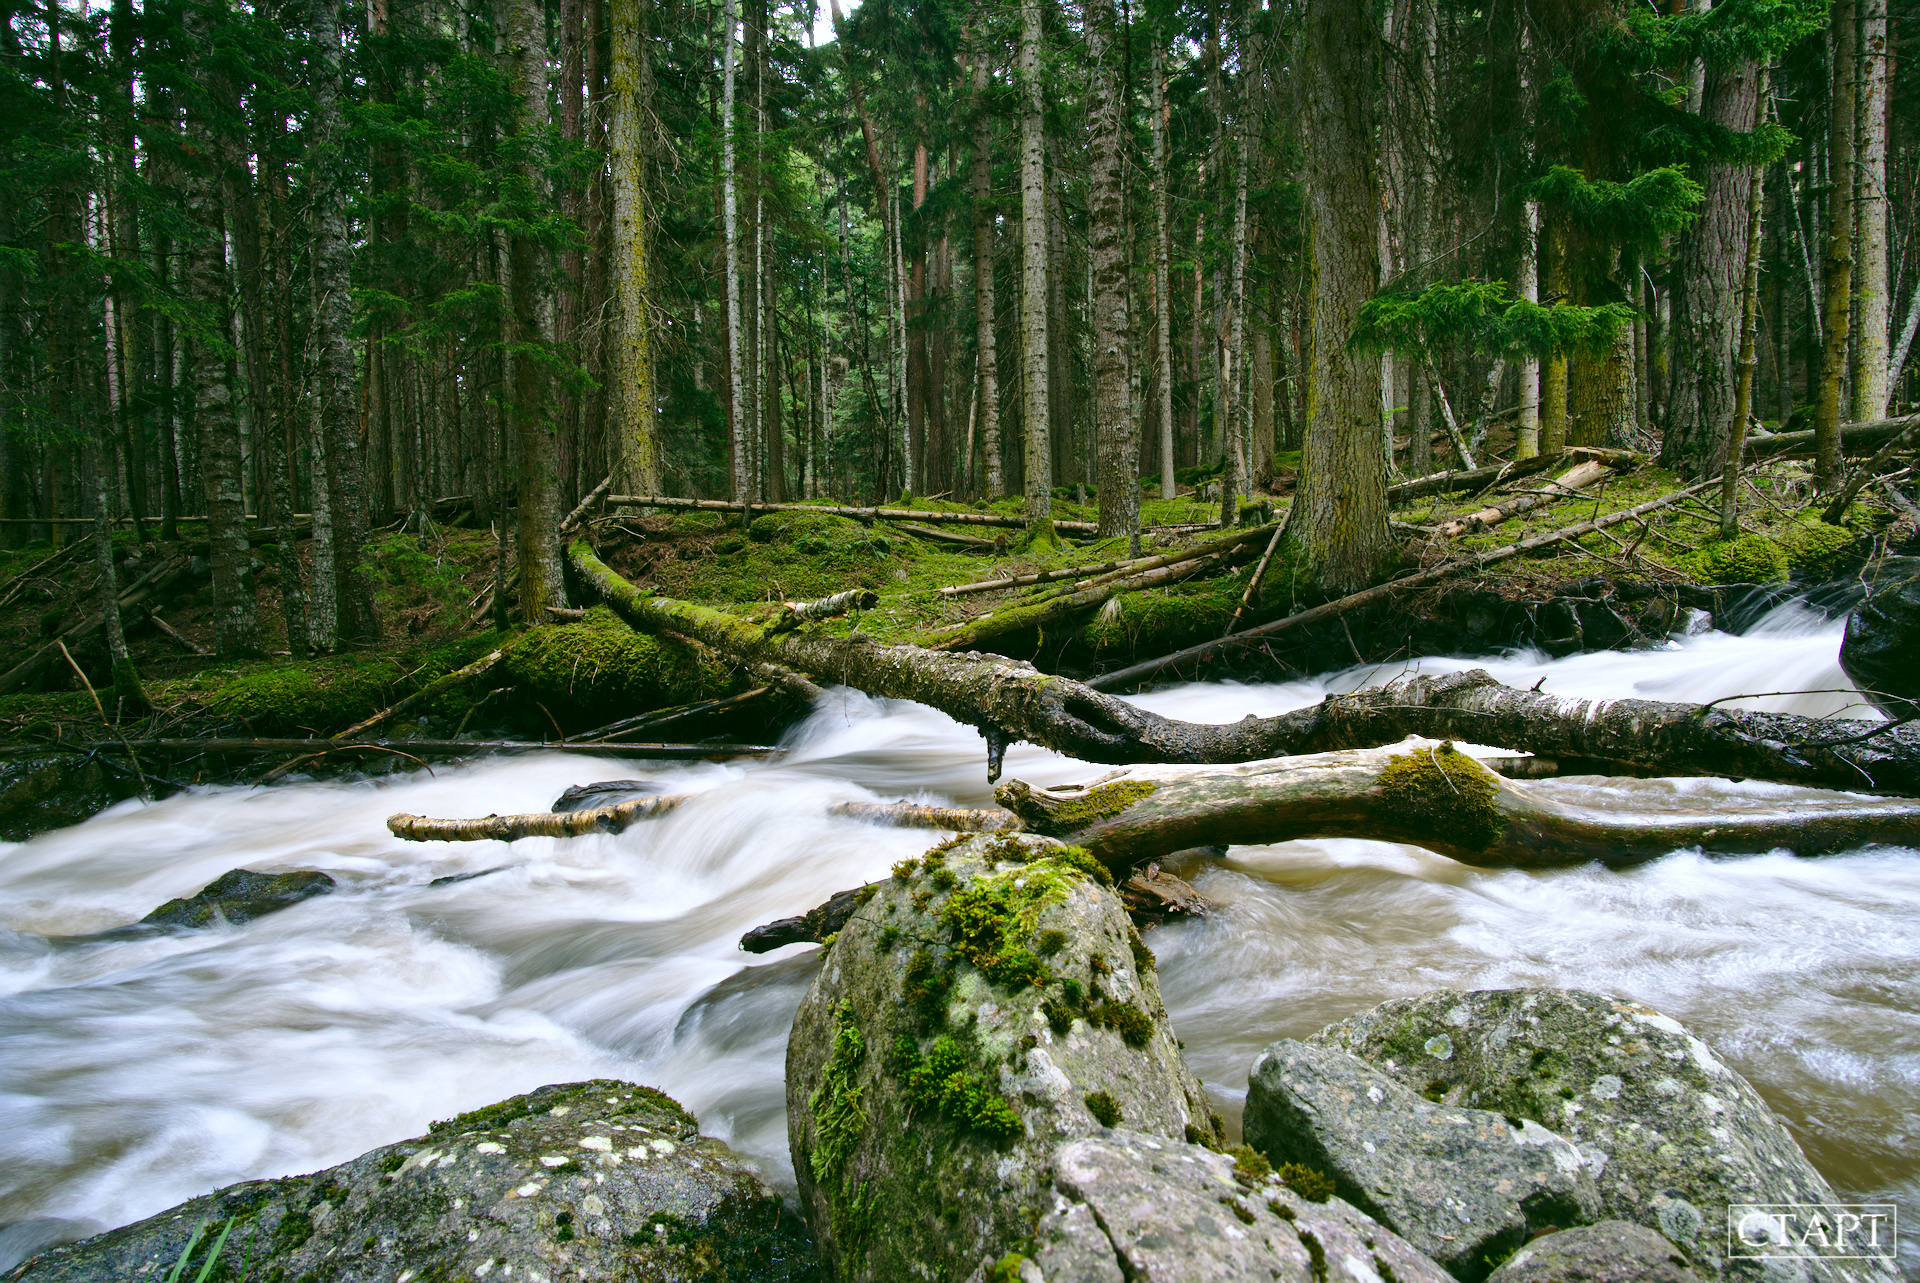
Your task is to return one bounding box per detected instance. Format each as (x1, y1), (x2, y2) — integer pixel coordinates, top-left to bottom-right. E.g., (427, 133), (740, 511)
(56, 640), (146, 793)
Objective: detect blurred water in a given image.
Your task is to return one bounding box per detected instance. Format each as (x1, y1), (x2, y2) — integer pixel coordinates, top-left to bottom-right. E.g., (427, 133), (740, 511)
(0, 598), (1913, 1274)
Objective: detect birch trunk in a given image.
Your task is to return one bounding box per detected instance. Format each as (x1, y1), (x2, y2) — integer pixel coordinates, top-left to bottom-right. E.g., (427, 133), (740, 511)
(1018, 0), (1054, 545)
(1283, 0), (1392, 593)
(1087, 0), (1136, 543)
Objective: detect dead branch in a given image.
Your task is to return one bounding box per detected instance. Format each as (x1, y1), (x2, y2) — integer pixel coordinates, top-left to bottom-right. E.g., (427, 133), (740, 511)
(608, 493), (1099, 533)
(329, 649), (506, 743)
(1438, 457), (1624, 537)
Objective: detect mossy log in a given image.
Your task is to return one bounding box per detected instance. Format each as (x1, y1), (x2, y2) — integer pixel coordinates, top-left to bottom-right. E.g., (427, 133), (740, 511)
(568, 540), (1920, 797)
(1436, 457), (1619, 538)
(387, 795), (1013, 844)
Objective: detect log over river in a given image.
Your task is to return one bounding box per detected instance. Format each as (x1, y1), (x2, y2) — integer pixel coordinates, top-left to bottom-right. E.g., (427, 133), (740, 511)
(0, 596), (1916, 1276)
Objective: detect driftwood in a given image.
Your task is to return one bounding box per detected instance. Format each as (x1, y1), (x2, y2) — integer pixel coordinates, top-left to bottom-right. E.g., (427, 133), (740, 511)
(1087, 479), (1719, 692)
(567, 541), (1920, 796)
(388, 794), (1013, 844)
(1436, 457), (1623, 537)
(609, 494), (1100, 533)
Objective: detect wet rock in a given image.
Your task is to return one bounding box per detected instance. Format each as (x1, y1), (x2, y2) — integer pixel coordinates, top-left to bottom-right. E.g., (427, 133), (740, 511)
(740, 883), (878, 954)
(1244, 1038), (1599, 1279)
(137, 868), (336, 930)
(550, 779), (656, 812)
(1485, 1222), (1698, 1283)
(1117, 869), (1211, 923)
(786, 832), (1217, 1283)
(1310, 988), (1862, 1283)
(1535, 599), (1585, 656)
(7, 1080), (816, 1283)
(1840, 572), (1920, 718)
(0, 754), (131, 842)
(1013, 1129), (1453, 1283)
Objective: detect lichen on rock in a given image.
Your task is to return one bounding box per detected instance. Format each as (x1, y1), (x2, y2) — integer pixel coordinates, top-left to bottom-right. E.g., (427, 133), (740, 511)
(785, 832), (1215, 1282)
(8, 1079), (815, 1283)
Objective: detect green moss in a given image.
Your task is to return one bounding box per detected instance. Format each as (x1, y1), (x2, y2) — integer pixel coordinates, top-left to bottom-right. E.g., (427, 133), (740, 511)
(1083, 1091), (1122, 1127)
(1088, 999), (1154, 1047)
(1030, 780), (1159, 836)
(1277, 1161), (1336, 1202)
(1779, 518), (1857, 578)
(986, 1254), (1032, 1283)
(894, 1033), (1024, 1143)
(1080, 576), (1248, 654)
(749, 511), (866, 546)
(1227, 1144), (1272, 1185)
(1377, 742), (1505, 853)
(502, 606), (736, 727)
(937, 861), (1093, 990)
(1692, 533), (1789, 584)
(211, 659), (402, 735)
(807, 1002), (868, 1181)
(1128, 928), (1156, 974)
(672, 512), (725, 533)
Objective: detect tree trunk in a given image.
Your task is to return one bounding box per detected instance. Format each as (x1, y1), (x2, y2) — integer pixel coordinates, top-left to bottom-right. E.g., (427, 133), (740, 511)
(1282, 0), (1392, 593)
(1660, 61), (1762, 478)
(1815, 0), (1856, 492)
(181, 0), (260, 657)
(1087, 0), (1136, 544)
(1018, 0), (1054, 546)
(1851, 0), (1890, 421)
(569, 541), (1920, 799)
(607, 0), (658, 494)
(1151, 44), (1176, 502)
(309, 0), (377, 645)
(1541, 224), (1569, 453)
(968, 27), (1003, 500)
(1721, 68), (1771, 541)
(508, 0), (564, 615)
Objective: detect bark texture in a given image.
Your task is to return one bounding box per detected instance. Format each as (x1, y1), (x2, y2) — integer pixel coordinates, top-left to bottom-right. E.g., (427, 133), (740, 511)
(1018, 0), (1053, 544)
(1285, 0), (1393, 593)
(607, 0), (657, 494)
(1815, 0), (1856, 490)
(1087, 0), (1137, 542)
(968, 28), (1002, 498)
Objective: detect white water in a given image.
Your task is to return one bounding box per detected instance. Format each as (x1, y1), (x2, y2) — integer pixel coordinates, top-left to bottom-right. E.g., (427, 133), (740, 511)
(1, 601), (1916, 1275)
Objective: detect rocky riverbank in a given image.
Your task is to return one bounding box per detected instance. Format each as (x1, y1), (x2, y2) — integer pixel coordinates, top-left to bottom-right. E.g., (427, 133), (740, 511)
(9, 832), (1898, 1283)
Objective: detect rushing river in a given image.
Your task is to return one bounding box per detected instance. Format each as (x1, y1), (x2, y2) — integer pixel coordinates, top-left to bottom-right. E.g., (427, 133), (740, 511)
(1, 599), (1916, 1276)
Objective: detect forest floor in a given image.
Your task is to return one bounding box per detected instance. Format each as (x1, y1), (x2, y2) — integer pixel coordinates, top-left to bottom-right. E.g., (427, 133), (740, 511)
(0, 452), (1905, 762)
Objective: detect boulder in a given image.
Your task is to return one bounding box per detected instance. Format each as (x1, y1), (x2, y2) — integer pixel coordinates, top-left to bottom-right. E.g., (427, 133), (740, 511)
(1485, 1222), (1698, 1283)
(1015, 1129), (1454, 1283)
(1244, 1039), (1600, 1279)
(1310, 989), (1862, 1283)
(1841, 573), (1920, 719)
(785, 832), (1218, 1282)
(6, 1080), (815, 1283)
(137, 868), (337, 930)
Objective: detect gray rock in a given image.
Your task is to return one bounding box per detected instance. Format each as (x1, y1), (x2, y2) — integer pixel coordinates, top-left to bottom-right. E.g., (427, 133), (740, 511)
(6, 1079), (815, 1283)
(786, 833), (1218, 1283)
(1019, 1130), (1454, 1283)
(136, 868), (337, 930)
(1841, 573), (1920, 718)
(1485, 1222), (1697, 1283)
(1311, 989), (1884, 1283)
(1244, 1038), (1600, 1280)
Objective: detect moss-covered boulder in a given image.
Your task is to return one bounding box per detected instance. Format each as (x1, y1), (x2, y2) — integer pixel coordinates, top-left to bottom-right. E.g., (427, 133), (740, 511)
(1779, 518), (1858, 580)
(8, 1080), (815, 1283)
(503, 607), (738, 728)
(1692, 535), (1788, 585)
(0, 753), (130, 842)
(785, 832), (1217, 1282)
(747, 511), (865, 550)
(137, 868), (337, 930)
(1309, 989), (1855, 1283)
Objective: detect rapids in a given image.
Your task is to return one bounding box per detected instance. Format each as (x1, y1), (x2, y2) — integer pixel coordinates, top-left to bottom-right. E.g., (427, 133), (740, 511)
(0, 598), (1915, 1275)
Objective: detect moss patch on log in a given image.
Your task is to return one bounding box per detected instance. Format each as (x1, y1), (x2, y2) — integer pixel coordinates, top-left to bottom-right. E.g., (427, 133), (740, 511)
(502, 605), (737, 727)
(1028, 779), (1159, 835)
(1378, 742), (1505, 853)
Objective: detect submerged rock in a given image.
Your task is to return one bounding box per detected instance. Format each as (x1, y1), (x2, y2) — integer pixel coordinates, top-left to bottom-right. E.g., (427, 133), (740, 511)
(1841, 572), (1920, 718)
(1019, 1129), (1453, 1283)
(785, 832), (1218, 1281)
(137, 868), (337, 930)
(1309, 988), (1876, 1283)
(1484, 1222), (1698, 1283)
(6, 1080), (815, 1283)
(1244, 1038), (1599, 1279)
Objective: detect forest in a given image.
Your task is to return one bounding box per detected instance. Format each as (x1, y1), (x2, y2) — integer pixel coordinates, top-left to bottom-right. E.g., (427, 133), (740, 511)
(0, 0), (1915, 675)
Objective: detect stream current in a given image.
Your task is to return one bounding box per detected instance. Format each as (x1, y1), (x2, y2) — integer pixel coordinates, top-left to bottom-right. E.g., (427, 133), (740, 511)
(1, 599), (1916, 1274)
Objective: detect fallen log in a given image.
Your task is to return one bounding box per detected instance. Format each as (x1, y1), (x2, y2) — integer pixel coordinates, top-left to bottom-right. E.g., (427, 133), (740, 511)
(566, 540), (1920, 794)
(1437, 457), (1622, 537)
(329, 649), (506, 743)
(776, 587), (877, 628)
(1743, 413), (1919, 463)
(1384, 447), (1639, 506)
(938, 553), (1158, 597)
(918, 548), (1236, 651)
(388, 794), (1013, 844)
(608, 493), (1100, 533)
(895, 522), (996, 549)
(1087, 478), (1718, 692)
(0, 557), (193, 695)
(575, 686), (773, 742)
